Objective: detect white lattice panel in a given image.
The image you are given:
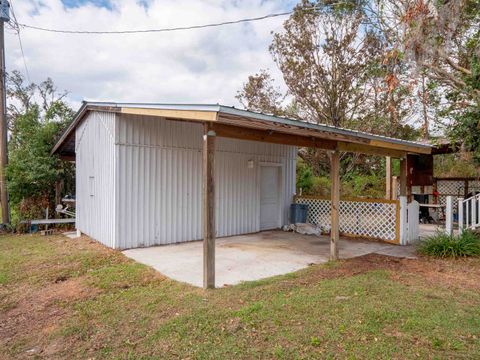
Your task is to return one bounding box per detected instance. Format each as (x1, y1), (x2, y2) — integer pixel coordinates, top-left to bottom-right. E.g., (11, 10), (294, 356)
(468, 180), (480, 193)
(296, 197), (398, 242)
(437, 180), (465, 196)
(436, 180), (466, 209)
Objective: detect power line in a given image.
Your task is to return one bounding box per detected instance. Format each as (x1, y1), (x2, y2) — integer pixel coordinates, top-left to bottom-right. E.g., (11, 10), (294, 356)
(17, 11), (292, 34)
(15, 8), (319, 35)
(8, 0), (30, 82)
(15, 32), (29, 81)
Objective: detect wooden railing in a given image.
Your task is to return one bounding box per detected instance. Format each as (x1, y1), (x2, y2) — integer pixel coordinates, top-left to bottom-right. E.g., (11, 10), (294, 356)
(458, 194), (480, 232)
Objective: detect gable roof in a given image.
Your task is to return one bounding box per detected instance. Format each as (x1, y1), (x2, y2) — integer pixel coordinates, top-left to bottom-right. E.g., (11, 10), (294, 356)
(52, 101), (433, 159)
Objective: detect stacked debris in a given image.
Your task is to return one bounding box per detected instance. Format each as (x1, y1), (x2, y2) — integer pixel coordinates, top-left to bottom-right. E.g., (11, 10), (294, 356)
(282, 223), (330, 236)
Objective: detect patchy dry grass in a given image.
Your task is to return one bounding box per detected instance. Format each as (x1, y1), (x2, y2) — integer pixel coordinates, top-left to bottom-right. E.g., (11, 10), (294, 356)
(1, 234), (480, 359)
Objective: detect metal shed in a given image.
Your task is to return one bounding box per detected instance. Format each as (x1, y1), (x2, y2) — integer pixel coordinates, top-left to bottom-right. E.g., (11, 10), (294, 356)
(54, 103), (297, 250)
(53, 101), (433, 289)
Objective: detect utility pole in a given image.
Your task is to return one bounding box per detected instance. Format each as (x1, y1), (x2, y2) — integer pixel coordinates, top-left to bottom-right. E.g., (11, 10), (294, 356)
(0, 0), (10, 225)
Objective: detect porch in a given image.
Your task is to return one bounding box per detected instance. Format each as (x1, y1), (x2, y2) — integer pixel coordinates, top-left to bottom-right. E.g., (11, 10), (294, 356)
(123, 230), (417, 288)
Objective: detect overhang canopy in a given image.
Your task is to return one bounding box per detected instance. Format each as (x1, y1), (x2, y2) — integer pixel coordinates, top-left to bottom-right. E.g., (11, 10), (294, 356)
(52, 102), (434, 160)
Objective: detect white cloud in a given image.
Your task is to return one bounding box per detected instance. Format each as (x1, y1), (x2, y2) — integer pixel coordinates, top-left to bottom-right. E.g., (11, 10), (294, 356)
(7, 0), (294, 109)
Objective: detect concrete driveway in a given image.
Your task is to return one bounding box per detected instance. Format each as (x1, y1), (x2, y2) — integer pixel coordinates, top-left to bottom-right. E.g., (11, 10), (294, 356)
(123, 231), (416, 288)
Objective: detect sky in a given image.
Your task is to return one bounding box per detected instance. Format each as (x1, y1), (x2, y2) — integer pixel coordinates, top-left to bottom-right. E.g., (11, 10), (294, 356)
(6, 0), (298, 109)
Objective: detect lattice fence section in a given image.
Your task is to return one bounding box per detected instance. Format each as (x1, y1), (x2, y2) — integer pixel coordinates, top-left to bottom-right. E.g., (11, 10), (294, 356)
(437, 180), (465, 196)
(437, 180), (465, 208)
(469, 180), (480, 193)
(295, 197), (398, 242)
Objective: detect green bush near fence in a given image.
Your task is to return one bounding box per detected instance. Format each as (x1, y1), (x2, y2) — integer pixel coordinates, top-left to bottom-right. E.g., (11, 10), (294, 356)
(417, 230), (480, 258)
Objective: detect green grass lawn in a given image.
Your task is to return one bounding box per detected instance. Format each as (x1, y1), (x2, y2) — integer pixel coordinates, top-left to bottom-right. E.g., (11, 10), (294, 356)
(1, 234), (480, 359)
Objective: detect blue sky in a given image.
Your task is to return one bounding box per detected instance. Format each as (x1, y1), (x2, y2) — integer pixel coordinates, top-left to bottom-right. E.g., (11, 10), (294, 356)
(8, 0), (297, 108)
(61, 0), (114, 9)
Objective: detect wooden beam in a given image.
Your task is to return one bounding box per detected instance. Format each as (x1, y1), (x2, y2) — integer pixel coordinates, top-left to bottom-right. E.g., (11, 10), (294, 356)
(369, 139), (431, 155)
(218, 114), (371, 145)
(213, 123), (415, 157)
(385, 156), (392, 200)
(121, 107), (218, 122)
(213, 123), (419, 157)
(337, 142), (406, 158)
(203, 123), (216, 289)
(330, 150), (340, 260)
(220, 114), (431, 155)
(399, 158), (407, 197)
(211, 123), (338, 150)
(391, 176), (398, 200)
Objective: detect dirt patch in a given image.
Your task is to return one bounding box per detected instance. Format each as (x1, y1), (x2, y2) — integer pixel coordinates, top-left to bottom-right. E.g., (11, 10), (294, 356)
(302, 253), (480, 291)
(0, 274), (99, 357)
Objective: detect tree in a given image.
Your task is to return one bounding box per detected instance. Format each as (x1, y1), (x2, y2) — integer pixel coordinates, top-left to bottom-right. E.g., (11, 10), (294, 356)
(366, 0), (480, 161)
(399, 0), (480, 103)
(6, 71), (75, 223)
(235, 70), (286, 116)
(237, 1), (419, 180)
(399, 0), (480, 163)
(271, 1), (385, 129)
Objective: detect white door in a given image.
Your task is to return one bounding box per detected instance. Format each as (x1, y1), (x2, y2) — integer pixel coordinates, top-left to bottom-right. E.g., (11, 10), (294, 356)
(260, 166), (281, 230)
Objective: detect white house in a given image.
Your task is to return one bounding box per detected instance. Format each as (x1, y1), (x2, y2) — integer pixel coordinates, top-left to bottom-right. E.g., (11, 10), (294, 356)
(54, 102), (296, 250)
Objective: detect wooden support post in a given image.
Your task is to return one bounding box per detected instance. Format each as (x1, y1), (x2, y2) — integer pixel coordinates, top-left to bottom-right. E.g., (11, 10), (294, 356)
(399, 158), (407, 198)
(0, 22), (9, 225)
(330, 150), (340, 260)
(391, 176), (398, 200)
(385, 156), (392, 200)
(203, 124), (216, 289)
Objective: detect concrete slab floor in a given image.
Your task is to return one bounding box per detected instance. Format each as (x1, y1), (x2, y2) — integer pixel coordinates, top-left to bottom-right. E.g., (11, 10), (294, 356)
(123, 231), (417, 288)
(419, 223), (459, 239)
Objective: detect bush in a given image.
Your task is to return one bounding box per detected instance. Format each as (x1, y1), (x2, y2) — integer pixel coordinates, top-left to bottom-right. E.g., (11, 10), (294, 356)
(297, 166), (314, 193)
(417, 231), (480, 258)
(311, 176), (331, 196)
(341, 174), (385, 199)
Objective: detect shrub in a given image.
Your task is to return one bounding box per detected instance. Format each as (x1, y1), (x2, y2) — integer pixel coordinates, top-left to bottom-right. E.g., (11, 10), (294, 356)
(297, 166), (314, 193)
(417, 230), (480, 258)
(311, 176), (331, 196)
(342, 174), (385, 199)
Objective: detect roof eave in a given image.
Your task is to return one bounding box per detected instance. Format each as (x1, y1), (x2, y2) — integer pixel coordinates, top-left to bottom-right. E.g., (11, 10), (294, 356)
(52, 102), (433, 158)
(51, 102), (123, 156)
(217, 106), (432, 152)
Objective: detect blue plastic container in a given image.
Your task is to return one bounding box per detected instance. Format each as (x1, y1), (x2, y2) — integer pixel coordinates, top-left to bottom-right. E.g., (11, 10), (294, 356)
(290, 204), (309, 224)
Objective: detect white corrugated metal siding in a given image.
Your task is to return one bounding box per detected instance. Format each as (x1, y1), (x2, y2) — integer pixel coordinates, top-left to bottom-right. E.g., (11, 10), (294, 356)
(115, 114), (296, 249)
(76, 111), (116, 248)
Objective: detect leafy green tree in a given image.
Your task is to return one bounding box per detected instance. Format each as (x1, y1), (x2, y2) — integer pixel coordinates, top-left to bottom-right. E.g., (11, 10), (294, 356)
(297, 160), (315, 193)
(237, 1), (424, 185)
(6, 71), (74, 223)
